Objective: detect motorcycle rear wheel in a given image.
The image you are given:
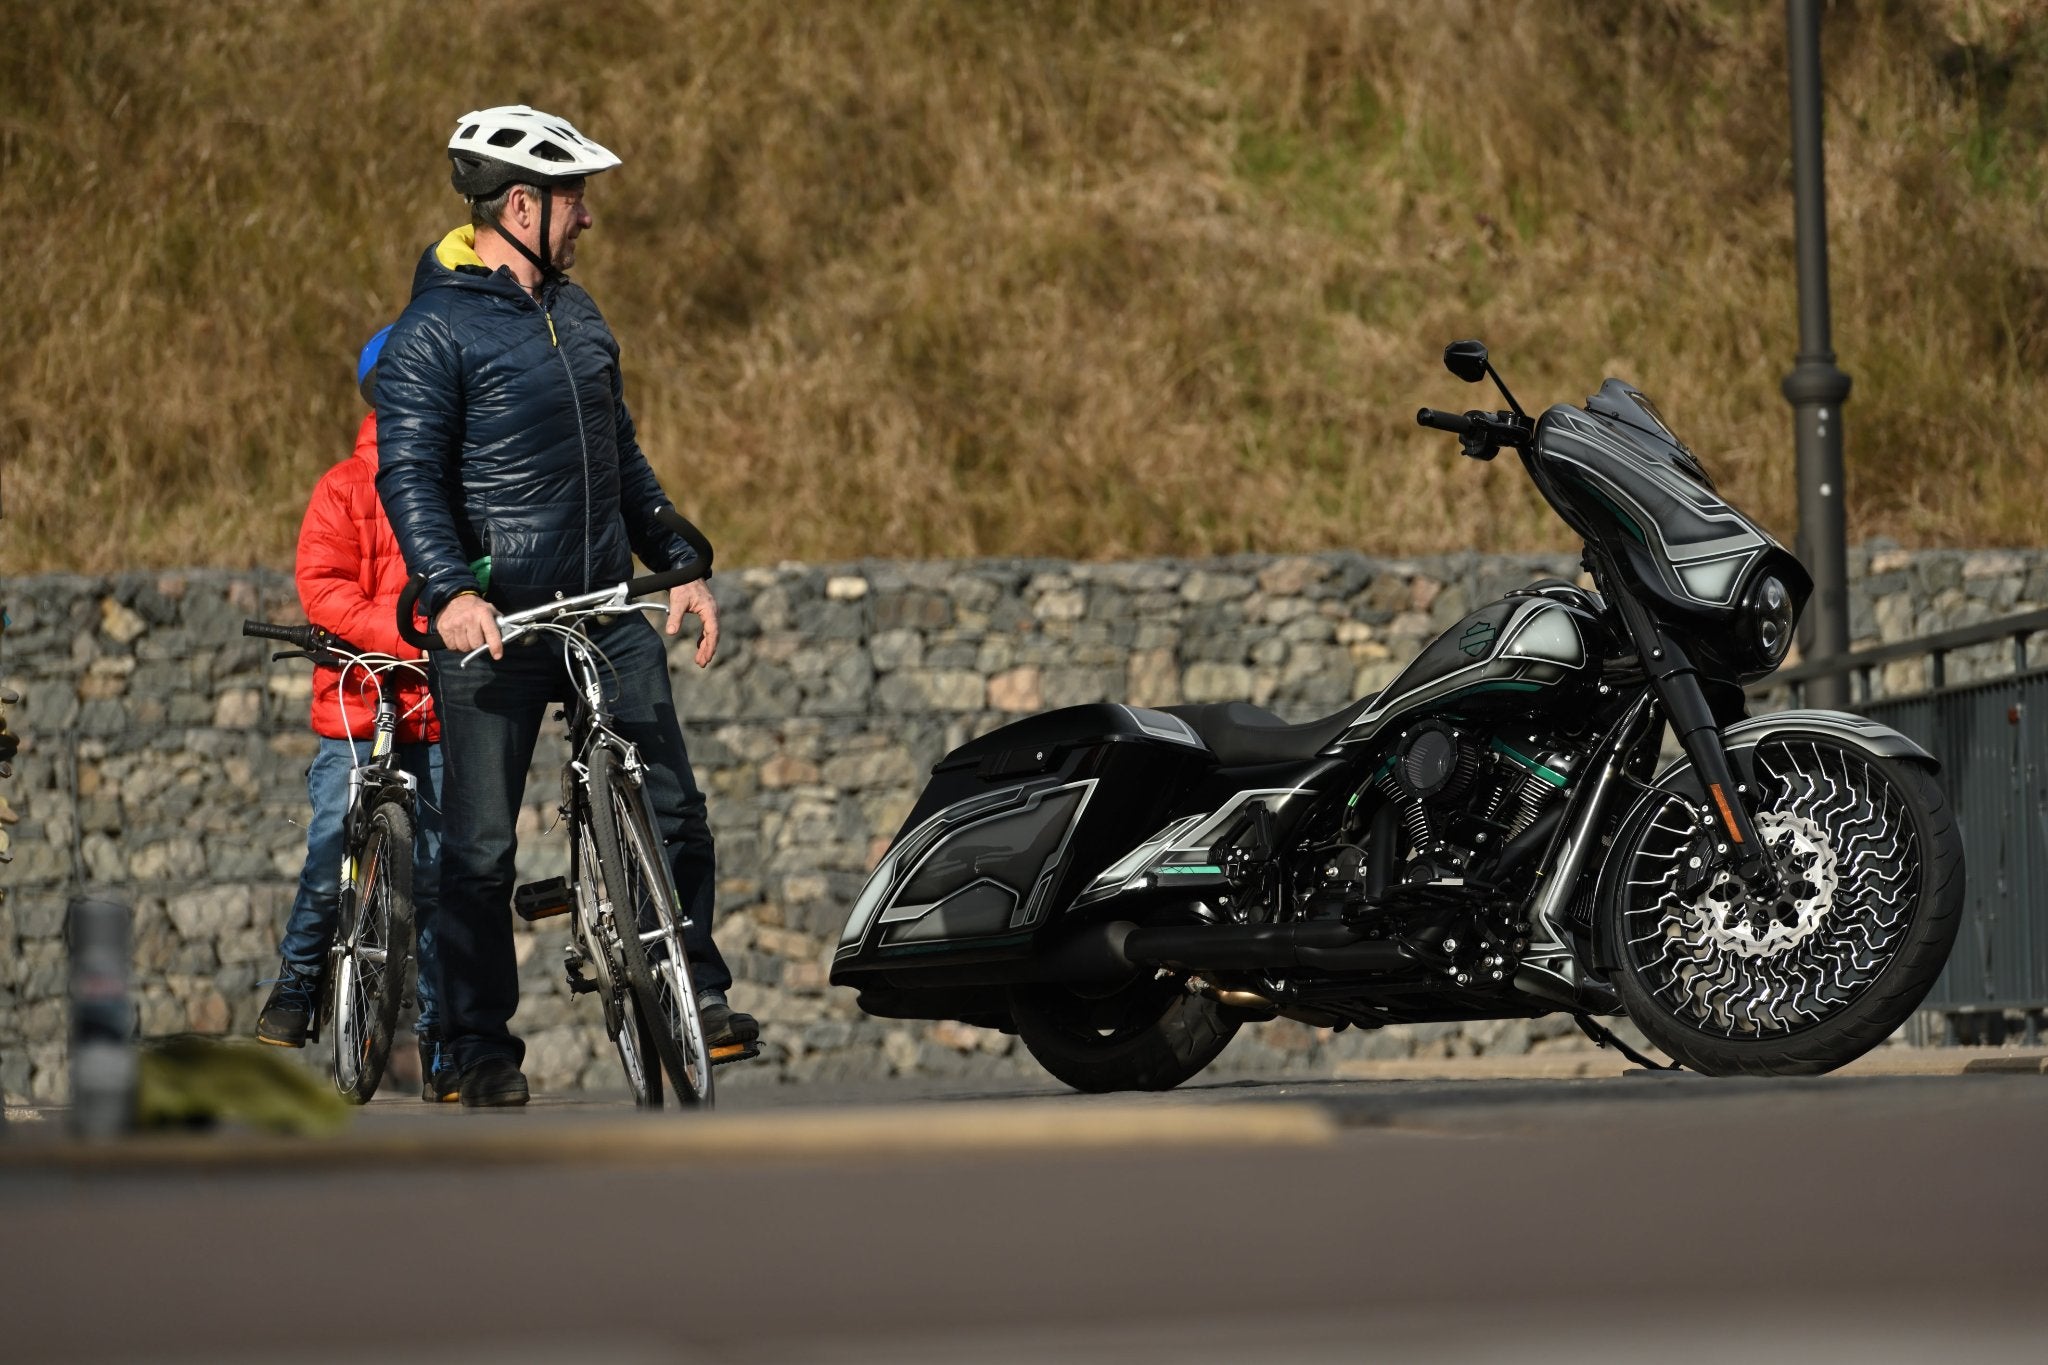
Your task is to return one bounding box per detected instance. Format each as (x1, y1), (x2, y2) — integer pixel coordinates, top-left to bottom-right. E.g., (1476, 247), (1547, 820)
(1605, 734), (1964, 1075)
(1009, 974), (1239, 1093)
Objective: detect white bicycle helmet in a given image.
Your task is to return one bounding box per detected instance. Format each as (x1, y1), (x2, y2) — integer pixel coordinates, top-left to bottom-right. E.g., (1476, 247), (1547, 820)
(448, 104), (620, 279)
(447, 104), (621, 199)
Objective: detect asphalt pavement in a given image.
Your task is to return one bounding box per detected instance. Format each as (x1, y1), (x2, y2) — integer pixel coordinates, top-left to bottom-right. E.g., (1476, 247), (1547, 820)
(3, 1065), (2046, 1364)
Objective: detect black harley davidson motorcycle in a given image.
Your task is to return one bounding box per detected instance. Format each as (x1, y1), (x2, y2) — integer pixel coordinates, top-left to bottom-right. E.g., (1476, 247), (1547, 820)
(832, 342), (1963, 1086)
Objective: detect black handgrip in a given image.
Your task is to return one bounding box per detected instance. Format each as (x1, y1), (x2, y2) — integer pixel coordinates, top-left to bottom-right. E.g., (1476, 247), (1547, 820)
(244, 620), (318, 650)
(1416, 407), (1474, 434)
(395, 579), (444, 651)
(629, 507), (716, 596)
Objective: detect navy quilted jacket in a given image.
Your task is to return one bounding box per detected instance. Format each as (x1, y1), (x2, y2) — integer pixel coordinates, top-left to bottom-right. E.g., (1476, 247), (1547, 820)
(374, 226), (695, 617)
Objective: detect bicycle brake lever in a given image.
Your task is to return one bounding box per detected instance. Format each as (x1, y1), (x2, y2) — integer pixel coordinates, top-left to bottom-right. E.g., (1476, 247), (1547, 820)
(461, 621), (527, 667)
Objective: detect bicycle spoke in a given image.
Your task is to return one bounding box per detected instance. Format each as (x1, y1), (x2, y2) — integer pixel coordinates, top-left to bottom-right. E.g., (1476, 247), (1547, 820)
(330, 803), (415, 1104)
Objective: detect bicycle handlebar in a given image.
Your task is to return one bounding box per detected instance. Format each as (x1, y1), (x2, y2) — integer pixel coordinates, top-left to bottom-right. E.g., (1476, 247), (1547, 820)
(242, 619), (320, 651)
(395, 506), (717, 651)
(243, 620), (391, 665)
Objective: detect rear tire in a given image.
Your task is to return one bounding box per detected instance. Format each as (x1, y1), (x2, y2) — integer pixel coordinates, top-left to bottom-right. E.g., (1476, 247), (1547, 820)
(1605, 735), (1964, 1076)
(1009, 974), (1239, 1093)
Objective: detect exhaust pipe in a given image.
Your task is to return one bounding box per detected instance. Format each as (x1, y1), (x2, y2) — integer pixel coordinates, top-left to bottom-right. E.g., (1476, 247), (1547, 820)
(1121, 920), (1414, 974)
(896, 919), (1417, 988)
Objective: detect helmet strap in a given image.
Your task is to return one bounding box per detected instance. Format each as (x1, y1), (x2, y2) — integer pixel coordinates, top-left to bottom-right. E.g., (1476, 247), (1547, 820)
(478, 183), (559, 289)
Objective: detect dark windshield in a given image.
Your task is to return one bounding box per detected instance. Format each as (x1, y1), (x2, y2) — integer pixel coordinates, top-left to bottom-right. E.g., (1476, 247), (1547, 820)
(1585, 379), (1714, 489)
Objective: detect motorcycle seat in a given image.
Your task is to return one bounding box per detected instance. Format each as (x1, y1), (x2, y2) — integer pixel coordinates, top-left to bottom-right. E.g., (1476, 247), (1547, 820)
(1162, 696), (1376, 767)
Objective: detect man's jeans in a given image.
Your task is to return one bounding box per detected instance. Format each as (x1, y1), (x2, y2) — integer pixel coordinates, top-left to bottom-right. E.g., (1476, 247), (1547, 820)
(430, 614), (727, 1073)
(278, 736), (445, 1036)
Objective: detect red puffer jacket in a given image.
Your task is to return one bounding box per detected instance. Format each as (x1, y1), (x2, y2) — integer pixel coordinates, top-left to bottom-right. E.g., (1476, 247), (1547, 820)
(297, 413), (440, 743)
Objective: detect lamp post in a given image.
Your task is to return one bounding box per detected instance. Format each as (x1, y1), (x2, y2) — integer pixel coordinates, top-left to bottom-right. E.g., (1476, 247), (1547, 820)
(1783, 0), (1852, 709)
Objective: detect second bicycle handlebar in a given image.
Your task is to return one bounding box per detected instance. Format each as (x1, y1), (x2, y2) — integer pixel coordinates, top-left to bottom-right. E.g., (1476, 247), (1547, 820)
(242, 619), (321, 651)
(241, 620), (380, 662)
(394, 506), (716, 651)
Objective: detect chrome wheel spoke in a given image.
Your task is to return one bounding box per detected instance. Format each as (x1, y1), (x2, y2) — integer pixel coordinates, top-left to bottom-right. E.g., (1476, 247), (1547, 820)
(1620, 742), (1920, 1041)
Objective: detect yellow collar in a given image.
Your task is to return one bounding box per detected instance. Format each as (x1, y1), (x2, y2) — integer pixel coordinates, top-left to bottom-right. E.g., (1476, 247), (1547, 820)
(434, 224), (485, 271)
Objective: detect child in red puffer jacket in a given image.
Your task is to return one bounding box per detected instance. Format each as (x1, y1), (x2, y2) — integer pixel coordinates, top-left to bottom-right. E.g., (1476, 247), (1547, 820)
(256, 325), (454, 1101)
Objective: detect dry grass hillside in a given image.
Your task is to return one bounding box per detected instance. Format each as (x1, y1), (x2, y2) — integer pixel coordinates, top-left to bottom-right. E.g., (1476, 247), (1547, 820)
(5, 0), (2048, 573)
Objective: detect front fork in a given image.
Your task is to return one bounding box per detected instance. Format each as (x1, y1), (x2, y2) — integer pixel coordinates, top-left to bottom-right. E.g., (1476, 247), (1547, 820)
(1516, 647), (1774, 1011)
(1638, 649), (1778, 898)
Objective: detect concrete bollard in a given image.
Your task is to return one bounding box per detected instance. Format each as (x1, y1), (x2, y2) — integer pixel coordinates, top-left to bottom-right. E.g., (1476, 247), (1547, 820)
(68, 896), (136, 1139)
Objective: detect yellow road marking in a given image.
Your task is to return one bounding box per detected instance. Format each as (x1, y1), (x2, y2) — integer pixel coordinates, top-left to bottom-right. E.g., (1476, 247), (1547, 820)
(0, 1100), (1337, 1171)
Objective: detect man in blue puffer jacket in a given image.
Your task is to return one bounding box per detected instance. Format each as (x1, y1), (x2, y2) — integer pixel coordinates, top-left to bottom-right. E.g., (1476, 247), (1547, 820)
(375, 104), (755, 1105)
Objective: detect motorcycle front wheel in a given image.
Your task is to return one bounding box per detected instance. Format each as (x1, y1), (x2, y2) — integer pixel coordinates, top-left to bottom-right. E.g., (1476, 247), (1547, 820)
(1604, 733), (1964, 1075)
(1009, 973), (1239, 1094)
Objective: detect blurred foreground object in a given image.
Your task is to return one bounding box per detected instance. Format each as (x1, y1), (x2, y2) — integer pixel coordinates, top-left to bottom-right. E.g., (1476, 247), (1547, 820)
(0, 685), (18, 780)
(68, 897), (136, 1139)
(1, 604), (17, 779)
(137, 1037), (353, 1136)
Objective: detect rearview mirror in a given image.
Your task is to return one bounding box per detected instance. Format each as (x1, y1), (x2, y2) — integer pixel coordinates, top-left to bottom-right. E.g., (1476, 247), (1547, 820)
(1444, 340), (1489, 384)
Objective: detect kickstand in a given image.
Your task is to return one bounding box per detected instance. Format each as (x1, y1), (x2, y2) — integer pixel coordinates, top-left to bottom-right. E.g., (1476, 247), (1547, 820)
(1573, 1014), (1682, 1072)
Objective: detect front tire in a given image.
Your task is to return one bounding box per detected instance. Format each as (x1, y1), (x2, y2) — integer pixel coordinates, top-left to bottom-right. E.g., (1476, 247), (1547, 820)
(1009, 974), (1239, 1093)
(1605, 734), (1964, 1075)
(332, 801), (414, 1103)
(589, 748), (714, 1108)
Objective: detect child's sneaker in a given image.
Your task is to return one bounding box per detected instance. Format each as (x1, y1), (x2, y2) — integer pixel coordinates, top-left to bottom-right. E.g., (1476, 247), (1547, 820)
(419, 1034), (460, 1102)
(254, 966), (321, 1048)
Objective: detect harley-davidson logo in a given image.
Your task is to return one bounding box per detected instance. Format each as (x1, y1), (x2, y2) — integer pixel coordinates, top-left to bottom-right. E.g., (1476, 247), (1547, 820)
(1460, 621), (1497, 657)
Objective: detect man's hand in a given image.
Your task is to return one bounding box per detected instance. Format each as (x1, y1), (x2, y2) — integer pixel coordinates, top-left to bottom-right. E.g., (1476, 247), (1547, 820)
(437, 593), (504, 659)
(667, 580), (719, 667)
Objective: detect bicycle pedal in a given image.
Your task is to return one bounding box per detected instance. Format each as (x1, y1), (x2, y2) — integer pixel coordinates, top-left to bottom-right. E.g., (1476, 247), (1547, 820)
(515, 877), (574, 922)
(710, 1042), (761, 1067)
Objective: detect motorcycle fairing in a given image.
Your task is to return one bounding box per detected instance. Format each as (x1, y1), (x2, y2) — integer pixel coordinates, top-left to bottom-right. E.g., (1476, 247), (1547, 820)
(1534, 392), (1778, 610)
(1335, 594), (1597, 747)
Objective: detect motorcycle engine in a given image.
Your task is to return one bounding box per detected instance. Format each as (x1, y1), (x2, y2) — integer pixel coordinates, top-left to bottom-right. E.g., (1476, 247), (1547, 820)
(1372, 719), (1581, 891)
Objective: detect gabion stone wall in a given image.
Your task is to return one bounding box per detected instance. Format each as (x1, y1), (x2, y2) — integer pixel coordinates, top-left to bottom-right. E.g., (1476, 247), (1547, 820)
(2, 545), (2036, 1101)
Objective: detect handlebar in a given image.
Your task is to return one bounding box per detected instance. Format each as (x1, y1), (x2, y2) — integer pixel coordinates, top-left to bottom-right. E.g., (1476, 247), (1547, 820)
(1415, 406), (1530, 460)
(242, 620), (319, 651)
(396, 506), (717, 651)
(1415, 407), (1474, 434)
(393, 579), (438, 650)
(242, 620), (381, 664)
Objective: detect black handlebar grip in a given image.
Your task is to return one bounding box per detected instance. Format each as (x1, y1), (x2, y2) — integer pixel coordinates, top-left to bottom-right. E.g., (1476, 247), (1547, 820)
(395, 578), (446, 651)
(656, 506), (715, 578)
(630, 507), (716, 596)
(243, 620), (317, 650)
(1416, 407), (1474, 434)
(628, 563), (711, 597)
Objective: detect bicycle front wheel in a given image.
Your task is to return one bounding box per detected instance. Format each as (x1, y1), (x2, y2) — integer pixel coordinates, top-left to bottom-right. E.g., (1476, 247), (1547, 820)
(588, 749), (714, 1108)
(333, 800), (415, 1103)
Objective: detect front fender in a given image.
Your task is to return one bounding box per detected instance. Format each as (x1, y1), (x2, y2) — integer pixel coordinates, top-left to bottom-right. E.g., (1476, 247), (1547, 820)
(1587, 709), (1936, 972)
(1619, 708), (1936, 837)
(1717, 709), (1937, 769)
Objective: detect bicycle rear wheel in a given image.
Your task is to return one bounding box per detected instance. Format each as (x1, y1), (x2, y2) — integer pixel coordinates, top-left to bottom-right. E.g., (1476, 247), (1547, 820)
(588, 749), (714, 1108)
(332, 800), (414, 1103)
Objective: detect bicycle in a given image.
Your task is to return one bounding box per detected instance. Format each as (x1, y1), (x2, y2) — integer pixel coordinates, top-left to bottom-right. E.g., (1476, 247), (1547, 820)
(241, 620), (424, 1103)
(396, 508), (727, 1108)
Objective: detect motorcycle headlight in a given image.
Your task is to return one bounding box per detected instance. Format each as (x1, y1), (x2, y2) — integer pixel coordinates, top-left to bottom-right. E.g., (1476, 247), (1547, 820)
(1739, 573), (1795, 670)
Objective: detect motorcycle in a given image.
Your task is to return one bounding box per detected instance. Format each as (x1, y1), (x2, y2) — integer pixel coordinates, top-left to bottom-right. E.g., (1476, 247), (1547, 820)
(831, 342), (1964, 1087)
